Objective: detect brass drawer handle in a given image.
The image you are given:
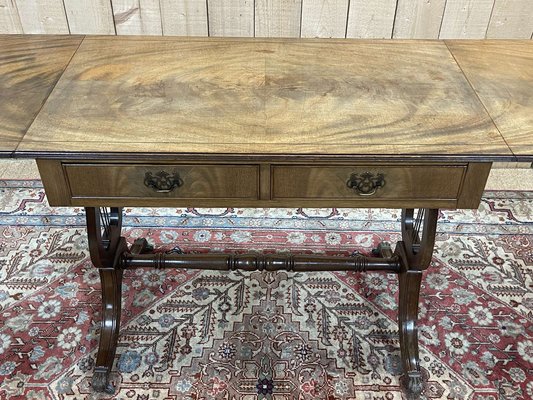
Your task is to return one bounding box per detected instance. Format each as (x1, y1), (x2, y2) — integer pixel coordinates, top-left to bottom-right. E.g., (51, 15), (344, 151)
(144, 171), (183, 193)
(347, 172), (385, 196)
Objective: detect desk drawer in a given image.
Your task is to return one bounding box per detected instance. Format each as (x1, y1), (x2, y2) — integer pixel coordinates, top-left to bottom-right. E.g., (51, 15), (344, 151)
(64, 163), (259, 200)
(38, 159), (490, 209)
(272, 165), (466, 200)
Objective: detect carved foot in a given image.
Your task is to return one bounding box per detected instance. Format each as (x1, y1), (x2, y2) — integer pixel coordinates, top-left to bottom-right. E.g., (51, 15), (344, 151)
(401, 371), (424, 399)
(92, 367), (115, 394)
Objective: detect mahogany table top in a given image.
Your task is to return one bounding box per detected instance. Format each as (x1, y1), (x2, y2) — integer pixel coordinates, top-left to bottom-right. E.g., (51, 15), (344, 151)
(0, 36), (531, 161)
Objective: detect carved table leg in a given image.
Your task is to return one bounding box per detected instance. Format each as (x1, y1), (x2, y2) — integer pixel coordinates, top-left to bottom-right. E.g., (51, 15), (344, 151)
(395, 209), (438, 399)
(86, 207), (126, 394)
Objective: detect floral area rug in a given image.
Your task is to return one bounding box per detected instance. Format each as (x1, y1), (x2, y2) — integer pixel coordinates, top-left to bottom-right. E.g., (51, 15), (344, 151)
(0, 180), (532, 400)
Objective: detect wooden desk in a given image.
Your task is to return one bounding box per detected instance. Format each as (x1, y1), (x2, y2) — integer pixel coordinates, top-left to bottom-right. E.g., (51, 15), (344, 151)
(2, 35), (532, 397)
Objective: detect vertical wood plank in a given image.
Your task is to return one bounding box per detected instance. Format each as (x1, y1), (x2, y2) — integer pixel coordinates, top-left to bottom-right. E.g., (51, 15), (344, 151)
(207, 0), (254, 37)
(112, 0), (162, 35)
(393, 0), (447, 38)
(15, 0), (69, 33)
(486, 0), (533, 39)
(346, 0), (397, 38)
(439, 0), (495, 39)
(63, 0), (115, 34)
(0, 0), (23, 33)
(160, 0), (208, 36)
(300, 0), (349, 38)
(255, 0), (301, 37)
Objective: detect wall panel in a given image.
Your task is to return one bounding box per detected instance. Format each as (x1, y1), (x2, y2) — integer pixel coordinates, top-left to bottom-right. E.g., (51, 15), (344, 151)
(393, 0), (446, 39)
(0, 0), (531, 39)
(300, 0), (349, 38)
(346, 0), (397, 38)
(439, 0), (495, 39)
(0, 0), (23, 33)
(208, 0), (254, 37)
(255, 0), (301, 37)
(486, 0), (533, 39)
(15, 0), (69, 34)
(63, 0), (115, 34)
(160, 0), (208, 36)
(112, 0), (162, 35)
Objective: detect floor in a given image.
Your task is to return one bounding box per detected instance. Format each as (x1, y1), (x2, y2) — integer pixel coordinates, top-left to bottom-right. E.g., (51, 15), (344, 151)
(0, 159), (532, 191)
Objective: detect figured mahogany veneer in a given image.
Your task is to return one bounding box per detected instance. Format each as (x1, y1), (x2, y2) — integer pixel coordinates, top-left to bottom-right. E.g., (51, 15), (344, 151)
(272, 164), (469, 203)
(447, 41), (533, 159)
(15, 37), (515, 157)
(0, 35), (82, 154)
(64, 163), (260, 200)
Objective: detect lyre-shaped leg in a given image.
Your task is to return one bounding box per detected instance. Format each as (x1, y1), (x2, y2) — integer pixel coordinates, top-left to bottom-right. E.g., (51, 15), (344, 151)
(93, 267), (123, 393)
(395, 209), (438, 399)
(86, 207), (125, 394)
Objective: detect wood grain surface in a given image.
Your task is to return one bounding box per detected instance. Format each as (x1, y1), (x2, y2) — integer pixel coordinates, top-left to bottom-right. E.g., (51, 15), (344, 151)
(19, 37), (513, 159)
(0, 35), (82, 154)
(447, 40), (533, 157)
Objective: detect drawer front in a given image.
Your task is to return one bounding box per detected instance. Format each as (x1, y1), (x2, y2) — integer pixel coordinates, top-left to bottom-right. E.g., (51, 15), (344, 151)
(65, 164), (259, 199)
(272, 165), (466, 200)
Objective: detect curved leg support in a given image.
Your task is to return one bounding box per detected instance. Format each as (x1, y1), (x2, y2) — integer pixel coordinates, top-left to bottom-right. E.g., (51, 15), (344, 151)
(395, 208), (438, 399)
(92, 267), (123, 394)
(85, 207), (125, 393)
(398, 265), (424, 399)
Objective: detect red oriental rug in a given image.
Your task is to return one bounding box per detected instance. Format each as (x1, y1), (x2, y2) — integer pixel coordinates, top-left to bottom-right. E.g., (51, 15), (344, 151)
(0, 180), (532, 400)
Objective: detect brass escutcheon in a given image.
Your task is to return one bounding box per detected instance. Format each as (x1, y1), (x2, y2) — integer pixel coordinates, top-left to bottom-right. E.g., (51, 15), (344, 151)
(347, 172), (385, 196)
(144, 171), (183, 193)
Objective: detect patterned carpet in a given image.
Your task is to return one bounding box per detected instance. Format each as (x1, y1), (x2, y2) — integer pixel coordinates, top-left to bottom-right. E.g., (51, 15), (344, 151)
(0, 180), (532, 400)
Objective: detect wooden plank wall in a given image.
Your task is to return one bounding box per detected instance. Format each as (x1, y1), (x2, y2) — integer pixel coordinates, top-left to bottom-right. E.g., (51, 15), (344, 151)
(1, 0), (532, 38)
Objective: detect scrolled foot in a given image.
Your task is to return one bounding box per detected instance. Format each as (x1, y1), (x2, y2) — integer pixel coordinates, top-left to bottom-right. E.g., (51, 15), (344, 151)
(401, 371), (424, 399)
(92, 368), (115, 394)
